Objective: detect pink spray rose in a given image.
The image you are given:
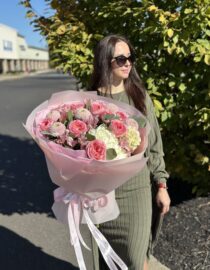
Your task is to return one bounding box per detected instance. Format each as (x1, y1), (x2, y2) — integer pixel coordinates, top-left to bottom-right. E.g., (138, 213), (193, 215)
(39, 118), (54, 131)
(126, 118), (139, 129)
(60, 104), (72, 112)
(70, 102), (84, 112)
(47, 110), (61, 121)
(66, 136), (74, 147)
(86, 139), (106, 160)
(106, 103), (119, 114)
(90, 101), (105, 115)
(109, 119), (127, 137)
(116, 111), (128, 121)
(68, 120), (88, 137)
(49, 122), (66, 137)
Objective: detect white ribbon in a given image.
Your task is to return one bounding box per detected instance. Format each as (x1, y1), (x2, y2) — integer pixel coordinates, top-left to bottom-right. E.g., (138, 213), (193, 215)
(57, 190), (128, 270)
(83, 209), (128, 270)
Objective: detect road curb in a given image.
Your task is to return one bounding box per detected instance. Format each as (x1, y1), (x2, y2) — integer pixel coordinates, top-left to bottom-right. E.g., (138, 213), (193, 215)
(0, 69), (53, 82)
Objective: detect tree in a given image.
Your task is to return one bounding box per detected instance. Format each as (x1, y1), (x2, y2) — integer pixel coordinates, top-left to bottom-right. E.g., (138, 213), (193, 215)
(21, 0), (210, 194)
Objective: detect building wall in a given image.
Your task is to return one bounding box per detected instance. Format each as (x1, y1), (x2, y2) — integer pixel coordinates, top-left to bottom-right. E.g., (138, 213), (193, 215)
(27, 46), (49, 61)
(0, 24), (19, 60)
(17, 35), (28, 59)
(0, 23), (49, 74)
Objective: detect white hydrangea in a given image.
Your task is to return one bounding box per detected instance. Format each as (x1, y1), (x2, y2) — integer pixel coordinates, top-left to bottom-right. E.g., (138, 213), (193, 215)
(126, 126), (141, 151)
(89, 124), (127, 160)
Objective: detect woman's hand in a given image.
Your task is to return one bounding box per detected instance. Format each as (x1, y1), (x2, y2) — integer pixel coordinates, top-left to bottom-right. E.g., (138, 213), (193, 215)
(156, 188), (171, 215)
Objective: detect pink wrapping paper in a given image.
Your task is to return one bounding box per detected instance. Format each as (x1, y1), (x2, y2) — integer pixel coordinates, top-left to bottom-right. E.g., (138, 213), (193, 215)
(24, 90), (151, 199)
(23, 90), (151, 270)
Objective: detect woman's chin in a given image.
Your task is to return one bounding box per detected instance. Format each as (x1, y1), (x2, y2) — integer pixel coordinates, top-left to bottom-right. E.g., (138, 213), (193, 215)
(121, 74), (130, 79)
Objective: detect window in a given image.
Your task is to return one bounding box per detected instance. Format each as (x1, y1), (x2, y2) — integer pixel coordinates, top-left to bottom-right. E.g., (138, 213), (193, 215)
(3, 40), (13, 51)
(19, 45), (26, 51)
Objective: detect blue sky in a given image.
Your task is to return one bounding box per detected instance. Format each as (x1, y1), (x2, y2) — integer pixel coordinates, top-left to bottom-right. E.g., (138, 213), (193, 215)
(0, 0), (53, 48)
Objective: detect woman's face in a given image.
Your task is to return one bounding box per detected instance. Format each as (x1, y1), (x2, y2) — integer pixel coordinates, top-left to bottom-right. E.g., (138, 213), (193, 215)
(111, 41), (133, 82)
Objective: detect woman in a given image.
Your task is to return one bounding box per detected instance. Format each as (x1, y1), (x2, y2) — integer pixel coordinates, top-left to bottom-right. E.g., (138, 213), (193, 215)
(89, 34), (171, 270)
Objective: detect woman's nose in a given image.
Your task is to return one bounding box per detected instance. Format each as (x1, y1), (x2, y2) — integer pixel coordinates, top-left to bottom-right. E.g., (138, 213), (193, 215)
(124, 60), (131, 66)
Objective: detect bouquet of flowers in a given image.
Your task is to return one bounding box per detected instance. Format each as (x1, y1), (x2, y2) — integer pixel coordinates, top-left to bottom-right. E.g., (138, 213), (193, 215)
(24, 90), (150, 270)
(38, 94), (144, 161)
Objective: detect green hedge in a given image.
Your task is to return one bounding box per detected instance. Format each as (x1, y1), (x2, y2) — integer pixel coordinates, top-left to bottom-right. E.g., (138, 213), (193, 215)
(22, 0), (210, 195)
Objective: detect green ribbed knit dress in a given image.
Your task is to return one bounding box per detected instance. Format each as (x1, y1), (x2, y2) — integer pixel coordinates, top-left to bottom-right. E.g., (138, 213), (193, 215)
(91, 90), (169, 270)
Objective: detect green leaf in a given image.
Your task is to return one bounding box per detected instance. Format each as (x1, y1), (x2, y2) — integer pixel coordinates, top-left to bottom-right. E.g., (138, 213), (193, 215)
(41, 131), (57, 137)
(163, 41), (169, 47)
(106, 148), (117, 160)
(86, 133), (95, 141)
(67, 110), (73, 121)
(194, 55), (202, 62)
(179, 83), (186, 93)
(153, 99), (164, 111)
(167, 29), (174, 38)
(161, 111), (168, 122)
(85, 99), (91, 110)
(20, 0), (32, 8)
(169, 81), (176, 87)
(205, 29), (210, 36)
(56, 25), (66, 35)
(159, 14), (167, 24)
(192, 186), (197, 194)
(103, 114), (119, 120)
(132, 117), (147, 128)
(173, 35), (179, 44)
(26, 10), (35, 18)
(204, 55), (210, 65)
(184, 9), (193, 14)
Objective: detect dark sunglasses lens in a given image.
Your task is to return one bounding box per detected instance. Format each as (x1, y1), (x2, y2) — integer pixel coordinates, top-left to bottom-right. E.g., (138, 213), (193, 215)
(116, 56), (127, 67)
(115, 55), (135, 67)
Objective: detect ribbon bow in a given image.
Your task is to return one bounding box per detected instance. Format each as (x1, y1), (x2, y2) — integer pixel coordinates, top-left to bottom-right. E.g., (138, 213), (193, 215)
(54, 187), (128, 270)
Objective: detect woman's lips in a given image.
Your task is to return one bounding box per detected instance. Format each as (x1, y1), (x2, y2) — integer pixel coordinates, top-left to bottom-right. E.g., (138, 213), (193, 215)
(121, 69), (130, 74)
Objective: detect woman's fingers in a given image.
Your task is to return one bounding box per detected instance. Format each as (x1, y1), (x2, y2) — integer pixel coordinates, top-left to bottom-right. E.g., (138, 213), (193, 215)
(156, 189), (171, 215)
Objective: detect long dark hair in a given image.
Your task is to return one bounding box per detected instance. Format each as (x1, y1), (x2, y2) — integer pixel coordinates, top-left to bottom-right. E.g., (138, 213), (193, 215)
(89, 34), (147, 115)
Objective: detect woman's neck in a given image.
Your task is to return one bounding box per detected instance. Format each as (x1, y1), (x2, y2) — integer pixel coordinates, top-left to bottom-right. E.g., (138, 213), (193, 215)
(98, 79), (125, 94)
(111, 79), (125, 94)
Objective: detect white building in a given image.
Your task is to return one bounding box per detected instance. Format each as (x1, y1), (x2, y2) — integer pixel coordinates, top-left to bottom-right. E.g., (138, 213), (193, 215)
(0, 23), (49, 74)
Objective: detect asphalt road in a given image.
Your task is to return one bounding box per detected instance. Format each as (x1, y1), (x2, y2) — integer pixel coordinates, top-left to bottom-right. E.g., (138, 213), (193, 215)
(0, 71), (169, 270)
(0, 72), (94, 270)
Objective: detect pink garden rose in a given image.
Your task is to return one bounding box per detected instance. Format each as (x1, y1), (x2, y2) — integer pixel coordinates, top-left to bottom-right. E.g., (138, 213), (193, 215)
(68, 120), (88, 137)
(86, 139), (106, 160)
(90, 101), (105, 115)
(39, 118), (54, 131)
(109, 119), (127, 137)
(49, 122), (66, 137)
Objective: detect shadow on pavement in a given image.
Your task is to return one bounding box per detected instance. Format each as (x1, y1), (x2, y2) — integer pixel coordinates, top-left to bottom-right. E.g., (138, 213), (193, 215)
(0, 134), (57, 216)
(0, 226), (78, 270)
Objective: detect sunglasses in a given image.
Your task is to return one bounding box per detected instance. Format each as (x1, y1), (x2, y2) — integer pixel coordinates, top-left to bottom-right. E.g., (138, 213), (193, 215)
(112, 54), (135, 67)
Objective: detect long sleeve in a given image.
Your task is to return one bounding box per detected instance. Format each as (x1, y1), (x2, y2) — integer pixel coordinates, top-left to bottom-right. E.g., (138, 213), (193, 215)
(145, 92), (169, 184)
